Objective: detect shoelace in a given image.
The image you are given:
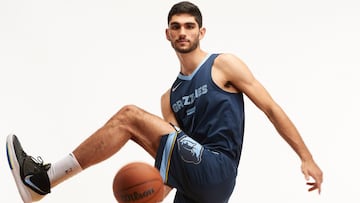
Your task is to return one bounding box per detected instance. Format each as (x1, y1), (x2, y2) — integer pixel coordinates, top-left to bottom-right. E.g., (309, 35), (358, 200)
(31, 156), (44, 165)
(30, 156), (51, 170)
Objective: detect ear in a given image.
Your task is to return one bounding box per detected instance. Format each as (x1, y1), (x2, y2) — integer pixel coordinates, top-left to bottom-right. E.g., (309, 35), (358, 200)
(165, 28), (171, 41)
(199, 27), (206, 40)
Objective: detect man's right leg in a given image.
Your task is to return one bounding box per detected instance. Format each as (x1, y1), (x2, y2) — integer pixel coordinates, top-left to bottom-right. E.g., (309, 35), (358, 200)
(6, 105), (175, 202)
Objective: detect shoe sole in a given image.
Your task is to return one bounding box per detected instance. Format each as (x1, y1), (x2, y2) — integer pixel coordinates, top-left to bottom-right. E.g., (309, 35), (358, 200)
(6, 134), (34, 203)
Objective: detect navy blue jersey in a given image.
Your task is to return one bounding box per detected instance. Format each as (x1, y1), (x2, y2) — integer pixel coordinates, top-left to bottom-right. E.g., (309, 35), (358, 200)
(170, 54), (245, 164)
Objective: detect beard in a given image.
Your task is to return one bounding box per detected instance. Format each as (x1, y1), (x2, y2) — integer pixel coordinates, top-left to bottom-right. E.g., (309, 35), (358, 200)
(171, 38), (200, 54)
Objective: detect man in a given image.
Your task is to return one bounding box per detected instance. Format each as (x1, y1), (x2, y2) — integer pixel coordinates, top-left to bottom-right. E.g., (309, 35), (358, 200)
(6, 1), (323, 202)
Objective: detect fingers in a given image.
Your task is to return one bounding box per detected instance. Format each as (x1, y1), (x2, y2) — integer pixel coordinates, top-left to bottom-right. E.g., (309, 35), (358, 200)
(301, 161), (323, 194)
(312, 169), (323, 194)
(307, 182), (317, 192)
(306, 182), (321, 194)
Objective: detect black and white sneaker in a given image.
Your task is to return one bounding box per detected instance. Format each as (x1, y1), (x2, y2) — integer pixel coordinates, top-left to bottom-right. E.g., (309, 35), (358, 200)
(6, 134), (51, 203)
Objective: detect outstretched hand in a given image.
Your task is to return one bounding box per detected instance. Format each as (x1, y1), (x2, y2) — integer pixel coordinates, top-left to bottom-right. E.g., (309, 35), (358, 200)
(301, 159), (323, 194)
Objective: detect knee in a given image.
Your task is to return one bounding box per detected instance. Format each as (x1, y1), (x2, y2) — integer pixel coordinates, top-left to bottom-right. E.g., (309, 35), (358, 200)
(119, 104), (141, 116)
(110, 104), (141, 126)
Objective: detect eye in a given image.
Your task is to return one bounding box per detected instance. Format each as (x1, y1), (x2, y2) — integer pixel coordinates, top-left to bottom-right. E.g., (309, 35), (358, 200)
(170, 24), (180, 30)
(185, 23), (196, 29)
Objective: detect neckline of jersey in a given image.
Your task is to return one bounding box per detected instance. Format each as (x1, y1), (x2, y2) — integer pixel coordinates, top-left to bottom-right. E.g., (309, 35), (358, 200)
(177, 53), (212, 81)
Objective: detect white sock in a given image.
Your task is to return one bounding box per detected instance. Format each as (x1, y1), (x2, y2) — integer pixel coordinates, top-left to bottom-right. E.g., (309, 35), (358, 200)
(47, 153), (82, 188)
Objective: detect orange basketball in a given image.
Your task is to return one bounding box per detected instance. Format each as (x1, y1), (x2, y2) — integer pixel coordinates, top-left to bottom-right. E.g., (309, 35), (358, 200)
(112, 162), (164, 203)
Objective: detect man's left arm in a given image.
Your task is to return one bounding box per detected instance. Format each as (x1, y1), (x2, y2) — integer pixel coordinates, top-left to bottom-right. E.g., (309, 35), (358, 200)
(218, 53), (323, 193)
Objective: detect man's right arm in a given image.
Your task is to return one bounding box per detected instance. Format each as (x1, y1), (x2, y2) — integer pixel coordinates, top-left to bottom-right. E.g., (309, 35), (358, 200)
(161, 89), (179, 126)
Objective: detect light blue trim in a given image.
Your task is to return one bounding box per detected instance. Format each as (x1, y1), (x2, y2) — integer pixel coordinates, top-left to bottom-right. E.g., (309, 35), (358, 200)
(160, 131), (177, 182)
(178, 54), (212, 80)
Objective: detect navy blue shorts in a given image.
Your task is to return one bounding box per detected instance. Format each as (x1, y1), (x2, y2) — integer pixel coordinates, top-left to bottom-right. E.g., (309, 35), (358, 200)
(155, 129), (237, 203)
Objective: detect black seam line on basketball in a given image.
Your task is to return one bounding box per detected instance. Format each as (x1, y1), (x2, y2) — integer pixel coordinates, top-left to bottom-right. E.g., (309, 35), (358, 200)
(121, 179), (162, 191)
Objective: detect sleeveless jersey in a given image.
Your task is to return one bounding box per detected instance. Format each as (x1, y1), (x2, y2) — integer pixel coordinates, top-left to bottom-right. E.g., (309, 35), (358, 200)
(170, 53), (245, 164)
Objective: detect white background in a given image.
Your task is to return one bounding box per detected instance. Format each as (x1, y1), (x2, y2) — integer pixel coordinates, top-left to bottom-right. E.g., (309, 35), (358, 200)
(1, 0), (359, 202)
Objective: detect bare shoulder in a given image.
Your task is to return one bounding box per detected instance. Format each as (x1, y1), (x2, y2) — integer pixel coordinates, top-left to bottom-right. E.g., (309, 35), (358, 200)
(213, 53), (256, 92)
(214, 53), (249, 76)
(216, 53), (237, 60)
(214, 53), (251, 79)
(215, 53), (246, 67)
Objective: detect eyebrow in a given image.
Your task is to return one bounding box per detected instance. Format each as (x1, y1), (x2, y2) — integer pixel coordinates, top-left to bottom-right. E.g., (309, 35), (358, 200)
(169, 22), (197, 26)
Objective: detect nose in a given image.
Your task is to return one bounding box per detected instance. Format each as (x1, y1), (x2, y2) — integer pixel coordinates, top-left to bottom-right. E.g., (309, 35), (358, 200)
(179, 26), (186, 36)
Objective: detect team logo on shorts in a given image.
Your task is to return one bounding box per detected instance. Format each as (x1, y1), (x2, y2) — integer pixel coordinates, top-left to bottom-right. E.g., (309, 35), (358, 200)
(177, 135), (204, 164)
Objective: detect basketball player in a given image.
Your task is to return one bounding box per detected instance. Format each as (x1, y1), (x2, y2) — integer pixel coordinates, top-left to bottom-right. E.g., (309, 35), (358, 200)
(6, 1), (323, 202)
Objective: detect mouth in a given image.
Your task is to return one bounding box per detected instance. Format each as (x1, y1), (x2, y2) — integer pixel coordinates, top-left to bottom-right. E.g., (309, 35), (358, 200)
(176, 39), (189, 43)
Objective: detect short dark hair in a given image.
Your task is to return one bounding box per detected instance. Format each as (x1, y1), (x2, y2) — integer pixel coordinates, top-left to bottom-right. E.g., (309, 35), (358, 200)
(167, 1), (203, 28)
